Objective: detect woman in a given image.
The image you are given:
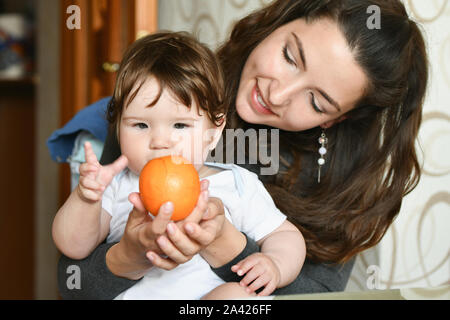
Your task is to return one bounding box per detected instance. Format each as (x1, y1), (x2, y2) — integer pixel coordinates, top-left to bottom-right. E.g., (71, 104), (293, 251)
(58, 0), (428, 299)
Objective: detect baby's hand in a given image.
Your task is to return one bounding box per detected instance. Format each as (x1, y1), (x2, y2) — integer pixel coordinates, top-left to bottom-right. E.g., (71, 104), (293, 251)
(77, 141), (128, 203)
(231, 252), (281, 296)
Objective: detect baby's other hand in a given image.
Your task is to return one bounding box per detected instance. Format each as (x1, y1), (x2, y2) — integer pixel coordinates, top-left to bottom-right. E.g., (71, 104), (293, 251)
(77, 141), (128, 202)
(231, 252), (280, 296)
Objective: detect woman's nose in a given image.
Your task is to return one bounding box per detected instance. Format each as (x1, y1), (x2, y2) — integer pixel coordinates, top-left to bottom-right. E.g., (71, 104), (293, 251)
(268, 79), (301, 108)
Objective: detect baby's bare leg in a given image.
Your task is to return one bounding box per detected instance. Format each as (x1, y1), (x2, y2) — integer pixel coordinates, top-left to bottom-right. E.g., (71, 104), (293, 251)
(202, 282), (255, 300)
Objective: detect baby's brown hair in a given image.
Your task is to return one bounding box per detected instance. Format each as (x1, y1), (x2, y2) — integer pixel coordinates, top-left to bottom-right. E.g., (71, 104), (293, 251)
(107, 31), (225, 134)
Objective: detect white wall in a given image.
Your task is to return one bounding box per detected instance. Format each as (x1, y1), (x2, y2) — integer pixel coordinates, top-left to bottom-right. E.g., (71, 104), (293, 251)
(377, 0), (450, 290)
(158, 0), (450, 291)
(158, 0), (272, 50)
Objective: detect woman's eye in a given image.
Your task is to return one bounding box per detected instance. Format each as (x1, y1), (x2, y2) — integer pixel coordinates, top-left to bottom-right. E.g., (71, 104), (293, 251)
(282, 45), (297, 67)
(134, 123), (148, 129)
(309, 93), (324, 114)
(174, 123), (189, 129)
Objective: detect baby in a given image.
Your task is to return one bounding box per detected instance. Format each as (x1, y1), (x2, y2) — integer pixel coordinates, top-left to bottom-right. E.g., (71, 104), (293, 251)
(52, 32), (305, 299)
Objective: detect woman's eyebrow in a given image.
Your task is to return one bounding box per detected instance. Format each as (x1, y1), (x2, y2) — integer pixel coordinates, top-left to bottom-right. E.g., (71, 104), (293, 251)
(292, 32), (342, 112)
(291, 32), (307, 70)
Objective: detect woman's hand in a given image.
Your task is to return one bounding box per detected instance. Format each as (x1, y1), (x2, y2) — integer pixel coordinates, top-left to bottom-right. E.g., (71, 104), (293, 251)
(106, 179), (226, 279)
(105, 191), (174, 280)
(145, 181), (227, 270)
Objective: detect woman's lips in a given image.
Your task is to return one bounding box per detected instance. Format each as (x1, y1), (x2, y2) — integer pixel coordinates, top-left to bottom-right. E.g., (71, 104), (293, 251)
(251, 84), (276, 115)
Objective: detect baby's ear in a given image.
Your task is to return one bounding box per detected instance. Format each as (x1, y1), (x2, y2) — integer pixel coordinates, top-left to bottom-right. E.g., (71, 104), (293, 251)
(206, 119), (226, 151)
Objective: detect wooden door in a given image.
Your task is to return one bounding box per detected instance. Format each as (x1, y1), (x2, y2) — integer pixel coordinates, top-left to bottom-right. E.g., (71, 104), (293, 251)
(59, 0), (157, 203)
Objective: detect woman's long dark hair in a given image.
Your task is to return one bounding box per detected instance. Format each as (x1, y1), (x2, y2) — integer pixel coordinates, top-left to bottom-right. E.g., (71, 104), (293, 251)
(218, 0), (428, 263)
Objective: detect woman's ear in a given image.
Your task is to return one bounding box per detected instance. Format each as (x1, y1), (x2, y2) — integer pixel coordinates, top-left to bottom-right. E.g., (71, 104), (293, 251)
(320, 115), (347, 129)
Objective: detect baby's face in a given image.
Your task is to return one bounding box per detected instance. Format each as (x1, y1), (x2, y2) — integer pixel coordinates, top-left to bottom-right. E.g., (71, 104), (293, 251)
(119, 77), (222, 175)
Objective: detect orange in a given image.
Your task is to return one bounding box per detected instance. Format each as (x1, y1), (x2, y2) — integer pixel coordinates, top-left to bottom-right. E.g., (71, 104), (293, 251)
(139, 155), (201, 221)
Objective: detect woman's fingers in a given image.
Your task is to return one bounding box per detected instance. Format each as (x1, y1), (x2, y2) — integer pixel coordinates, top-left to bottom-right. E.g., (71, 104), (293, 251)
(156, 235), (191, 264)
(204, 197), (224, 220)
(183, 221), (218, 246)
(126, 192), (151, 227)
(165, 222), (201, 256)
(186, 199), (225, 246)
(200, 179), (209, 192)
(183, 180), (210, 223)
(128, 192), (147, 213)
(146, 251), (178, 271)
(184, 191), (209, 223)
(148, 202), (174, 236)
(124, 180), (220, 269)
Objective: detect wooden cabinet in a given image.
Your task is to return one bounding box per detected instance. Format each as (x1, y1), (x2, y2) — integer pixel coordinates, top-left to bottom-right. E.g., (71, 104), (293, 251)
(0, 78), (35, 299)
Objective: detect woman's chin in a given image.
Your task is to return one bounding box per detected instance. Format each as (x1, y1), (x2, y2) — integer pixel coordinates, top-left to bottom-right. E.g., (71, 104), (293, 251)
(236, 102), (259, 124)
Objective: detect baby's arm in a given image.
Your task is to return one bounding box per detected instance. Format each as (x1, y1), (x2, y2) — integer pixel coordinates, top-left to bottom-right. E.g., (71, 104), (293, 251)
(232, 220), (305, 296)
(52, 142), (128, 259)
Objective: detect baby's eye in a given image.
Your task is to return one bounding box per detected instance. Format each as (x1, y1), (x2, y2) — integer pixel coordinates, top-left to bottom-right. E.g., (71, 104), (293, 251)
(174, 123), (189, 129)
(134, 123), (148, 129)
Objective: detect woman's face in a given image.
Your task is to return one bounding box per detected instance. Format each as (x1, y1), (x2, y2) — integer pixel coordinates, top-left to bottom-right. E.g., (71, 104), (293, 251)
(236, 18), (368, 131)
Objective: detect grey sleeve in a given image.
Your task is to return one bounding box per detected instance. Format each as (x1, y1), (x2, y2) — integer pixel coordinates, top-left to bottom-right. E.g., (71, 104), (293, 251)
(211, 233), (261, 282)
(273, 257), (355, 294)
(211, 234), (355, 294)
(57, 242), (139, 300)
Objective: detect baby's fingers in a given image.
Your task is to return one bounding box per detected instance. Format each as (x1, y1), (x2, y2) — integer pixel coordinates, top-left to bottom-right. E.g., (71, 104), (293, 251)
(98, 155), (128, 186)
(245, 271), (273, 294)
(79, 163), (99, 177)
(106, 155), (128, 176)
(84, 141), (99, 165)
(79, 176), (105, 192)
(256, 280), (277, 297)
(232, 255), (259, 277)
(77, 184), (102, 202)
(239, 264), (262, 288)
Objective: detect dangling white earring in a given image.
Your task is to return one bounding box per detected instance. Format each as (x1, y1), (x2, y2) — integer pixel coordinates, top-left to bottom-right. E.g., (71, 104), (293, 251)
(317, 130), (328, 183)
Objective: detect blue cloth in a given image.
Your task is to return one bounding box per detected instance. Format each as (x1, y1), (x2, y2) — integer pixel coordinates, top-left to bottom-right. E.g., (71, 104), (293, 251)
(47, 97), (112, 163)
